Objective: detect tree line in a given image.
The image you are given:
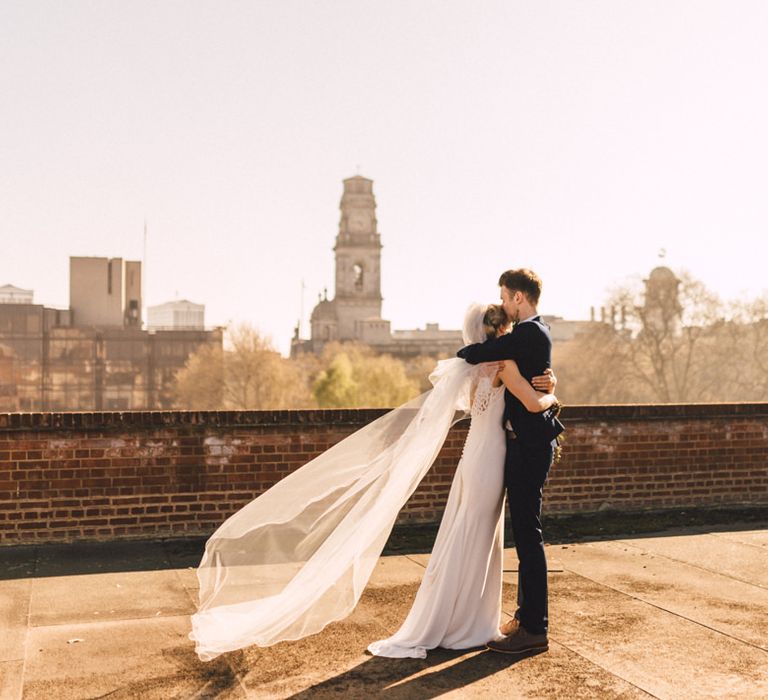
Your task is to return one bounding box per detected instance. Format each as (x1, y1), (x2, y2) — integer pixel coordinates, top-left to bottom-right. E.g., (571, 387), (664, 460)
(173, 270), (768, 410)
(554, 270), (768, 404)
(173, 323), (438, 410)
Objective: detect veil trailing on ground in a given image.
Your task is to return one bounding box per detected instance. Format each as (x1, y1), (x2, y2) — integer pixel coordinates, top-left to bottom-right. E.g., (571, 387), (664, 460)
(189, 304), (490, 661)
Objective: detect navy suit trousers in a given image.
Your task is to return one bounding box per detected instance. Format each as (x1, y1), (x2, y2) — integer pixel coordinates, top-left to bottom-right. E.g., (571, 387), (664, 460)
(505, 438), (555, 635)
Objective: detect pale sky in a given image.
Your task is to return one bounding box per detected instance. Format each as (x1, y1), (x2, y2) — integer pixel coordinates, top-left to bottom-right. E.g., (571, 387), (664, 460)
(2, 1), (767, 354)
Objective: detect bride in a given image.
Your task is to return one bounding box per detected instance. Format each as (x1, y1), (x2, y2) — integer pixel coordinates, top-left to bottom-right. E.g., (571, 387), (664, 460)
(189, 303), (558, 662)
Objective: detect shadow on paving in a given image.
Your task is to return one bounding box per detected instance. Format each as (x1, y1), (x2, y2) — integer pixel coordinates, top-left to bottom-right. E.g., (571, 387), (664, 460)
(1, 505), (766, 581)
(284, 647), (540, 699)
(384, 505), (768, 555)
(0, 537), (206, 581)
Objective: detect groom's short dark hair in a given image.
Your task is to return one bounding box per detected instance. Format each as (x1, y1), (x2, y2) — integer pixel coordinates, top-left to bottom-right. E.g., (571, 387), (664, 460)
(499, 269), (542, 305)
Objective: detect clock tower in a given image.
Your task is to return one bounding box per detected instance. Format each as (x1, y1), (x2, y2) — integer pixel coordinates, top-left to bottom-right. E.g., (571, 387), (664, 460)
(333, 176), (386, 339)
(301, 175), (392, 353)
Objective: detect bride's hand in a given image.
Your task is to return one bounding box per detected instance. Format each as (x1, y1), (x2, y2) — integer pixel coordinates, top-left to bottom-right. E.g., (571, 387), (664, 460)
(532, 368), (556, 393)
(483, 361), (505, 376)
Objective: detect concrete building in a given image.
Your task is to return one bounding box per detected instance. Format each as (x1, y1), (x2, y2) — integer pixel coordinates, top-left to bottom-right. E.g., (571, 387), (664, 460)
(148, 300), (205, 330)
(0, 258), (221, 411)
(543, 315), (600, 343)
(70, 257), (142, 328)
(0, 284), (34, 304)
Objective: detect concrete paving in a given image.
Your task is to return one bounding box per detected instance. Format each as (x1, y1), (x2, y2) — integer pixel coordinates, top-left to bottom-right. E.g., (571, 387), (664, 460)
(1, 525), (767, 699)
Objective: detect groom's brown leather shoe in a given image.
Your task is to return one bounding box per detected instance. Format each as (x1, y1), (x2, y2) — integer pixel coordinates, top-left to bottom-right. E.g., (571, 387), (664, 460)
(499, 617), (520, 636)
(487, 626), (548, 655)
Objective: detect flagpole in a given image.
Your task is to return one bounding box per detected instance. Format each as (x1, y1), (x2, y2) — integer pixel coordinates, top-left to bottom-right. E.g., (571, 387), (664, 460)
(143, 218), (147, 328)
(299, 278), (306, 337)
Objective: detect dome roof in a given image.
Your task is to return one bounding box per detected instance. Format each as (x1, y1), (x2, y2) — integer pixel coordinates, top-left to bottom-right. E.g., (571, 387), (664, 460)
(311, 299), (337, 321)
(343, 174), (373, 183)
(647, 266), (678, 283)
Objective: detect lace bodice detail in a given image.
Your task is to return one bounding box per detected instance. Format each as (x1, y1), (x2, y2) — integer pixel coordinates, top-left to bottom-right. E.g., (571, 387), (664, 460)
(470, 370), (504, 418)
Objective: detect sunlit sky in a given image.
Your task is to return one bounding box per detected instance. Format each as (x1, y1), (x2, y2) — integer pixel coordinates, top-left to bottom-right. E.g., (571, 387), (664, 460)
(2, 1), (767, 353)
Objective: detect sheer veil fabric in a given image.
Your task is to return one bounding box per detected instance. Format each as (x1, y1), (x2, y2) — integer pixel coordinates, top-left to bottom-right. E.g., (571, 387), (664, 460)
(189, 305), (488, 661)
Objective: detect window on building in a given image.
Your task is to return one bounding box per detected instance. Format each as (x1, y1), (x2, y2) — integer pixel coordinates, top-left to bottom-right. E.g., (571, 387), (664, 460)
(353, 263), (364, 292)
(27, 314), (40, 333)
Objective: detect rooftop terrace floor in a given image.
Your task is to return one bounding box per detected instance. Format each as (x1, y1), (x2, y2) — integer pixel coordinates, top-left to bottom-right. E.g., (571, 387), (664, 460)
(1, 520), (767, 699)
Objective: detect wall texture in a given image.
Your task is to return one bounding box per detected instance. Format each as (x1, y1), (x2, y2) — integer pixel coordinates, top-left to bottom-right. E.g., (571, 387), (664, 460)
(1, 404), (767, 545)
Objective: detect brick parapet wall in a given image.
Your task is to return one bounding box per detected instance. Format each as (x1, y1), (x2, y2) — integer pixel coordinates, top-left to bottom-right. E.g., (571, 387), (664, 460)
(1, 404), (767, 545)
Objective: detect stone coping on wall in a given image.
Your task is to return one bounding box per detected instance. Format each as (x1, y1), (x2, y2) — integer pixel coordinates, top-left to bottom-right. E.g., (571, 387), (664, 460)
(1, 402), (768, 432)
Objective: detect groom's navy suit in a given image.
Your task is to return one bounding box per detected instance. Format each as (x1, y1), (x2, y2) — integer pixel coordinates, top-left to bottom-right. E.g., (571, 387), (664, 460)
(457, 316), (564, 635)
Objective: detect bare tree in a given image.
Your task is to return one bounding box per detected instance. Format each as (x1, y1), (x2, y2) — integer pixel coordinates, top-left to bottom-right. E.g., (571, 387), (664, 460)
(173, 343), (225, 409)
(173, 323), (313, 410)
(553, 324), (637, 404)
(718, 295), (768, 401)
(609, 271), (723, 402)
(553, 268), (755, 404)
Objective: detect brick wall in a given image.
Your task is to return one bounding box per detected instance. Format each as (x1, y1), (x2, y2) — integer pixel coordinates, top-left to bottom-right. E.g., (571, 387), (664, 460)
(1, 404), (767, 545)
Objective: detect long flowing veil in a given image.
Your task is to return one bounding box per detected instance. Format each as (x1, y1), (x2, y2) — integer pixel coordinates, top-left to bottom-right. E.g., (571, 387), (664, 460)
(189, 305), (488, 661)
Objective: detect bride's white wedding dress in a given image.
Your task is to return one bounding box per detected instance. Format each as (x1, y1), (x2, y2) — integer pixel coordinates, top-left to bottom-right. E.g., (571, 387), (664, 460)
(188, 303), (503, 662)
(367, 365), (506, 658)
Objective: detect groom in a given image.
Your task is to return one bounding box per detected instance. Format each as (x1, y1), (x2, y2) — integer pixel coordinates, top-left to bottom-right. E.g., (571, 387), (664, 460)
(457, 268), (564, 655)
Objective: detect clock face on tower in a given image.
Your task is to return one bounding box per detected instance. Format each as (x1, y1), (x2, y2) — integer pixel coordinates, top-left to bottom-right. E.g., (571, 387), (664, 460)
(349, 214), (367, 233)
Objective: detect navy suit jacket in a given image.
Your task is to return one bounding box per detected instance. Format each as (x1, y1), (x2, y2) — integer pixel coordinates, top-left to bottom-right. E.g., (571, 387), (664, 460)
(457, 317), (564, 445)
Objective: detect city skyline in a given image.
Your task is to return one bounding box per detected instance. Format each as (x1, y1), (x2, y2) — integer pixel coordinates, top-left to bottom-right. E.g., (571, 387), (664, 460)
(2, 1), (767, 354)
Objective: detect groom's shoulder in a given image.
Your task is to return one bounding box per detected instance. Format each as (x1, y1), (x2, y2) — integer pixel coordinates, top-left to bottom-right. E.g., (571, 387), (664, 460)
(511, 321), (541, 337)
(513, 319), (551, 344)
(532, 318), (552, 337)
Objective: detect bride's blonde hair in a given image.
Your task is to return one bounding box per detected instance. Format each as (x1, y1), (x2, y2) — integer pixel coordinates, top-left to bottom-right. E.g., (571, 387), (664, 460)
(482, 304), (508, 339)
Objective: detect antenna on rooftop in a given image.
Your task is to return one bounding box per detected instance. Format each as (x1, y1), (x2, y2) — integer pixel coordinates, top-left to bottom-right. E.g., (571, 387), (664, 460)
(299, 278), (306, 337)
(142, 218), (148, 327)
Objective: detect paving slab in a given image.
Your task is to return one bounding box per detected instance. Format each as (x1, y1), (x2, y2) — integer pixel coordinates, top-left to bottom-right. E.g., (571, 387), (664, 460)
(530, 569), (768, 698)
(408, 547), (565, 573)
(368, 553), (428, 588)
(710, 528), (768, 548)
(618, 533), (768, 588)
(29, 569), (195, 626)
(22, 614), (246, 700)
(0, 578), (30, 662)
(0, 659), (24, 700)
(236, 583), (406, 698)
(237, 581), (651, 700)
(173, 565), (200, 593)
(174, 552), (428, 598)
(556, 539), (768, 649)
